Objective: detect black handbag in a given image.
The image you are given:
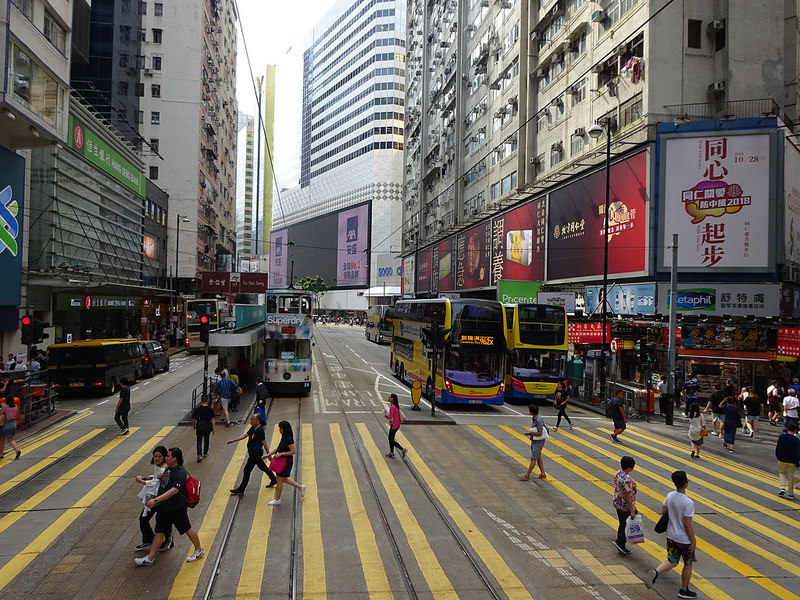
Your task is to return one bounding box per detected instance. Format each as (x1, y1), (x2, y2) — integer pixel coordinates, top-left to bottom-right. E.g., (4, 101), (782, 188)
(655, 512), (669, 534)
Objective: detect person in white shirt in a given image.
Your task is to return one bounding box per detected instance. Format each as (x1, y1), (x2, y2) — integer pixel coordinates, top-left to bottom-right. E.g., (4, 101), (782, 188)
(646, 470), (697, 599)
(29, 358), (41, 372)
(783, 388), (800, 432)
(4, 354), (15, 371)
(13, 359), (26, 371)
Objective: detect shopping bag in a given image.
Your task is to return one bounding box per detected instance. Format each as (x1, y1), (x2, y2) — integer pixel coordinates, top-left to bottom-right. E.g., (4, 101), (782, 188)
(625, 514), (645, 545)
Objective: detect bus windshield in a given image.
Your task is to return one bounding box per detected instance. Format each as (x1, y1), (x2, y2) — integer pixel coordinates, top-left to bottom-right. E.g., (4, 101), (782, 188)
(510, 348), (566, 382)
(445, 348), (504, 385)
(517, 305), (567, 346)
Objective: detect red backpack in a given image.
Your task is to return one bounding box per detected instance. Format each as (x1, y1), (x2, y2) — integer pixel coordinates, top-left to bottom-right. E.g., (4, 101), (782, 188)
(185, 475), (201, 508)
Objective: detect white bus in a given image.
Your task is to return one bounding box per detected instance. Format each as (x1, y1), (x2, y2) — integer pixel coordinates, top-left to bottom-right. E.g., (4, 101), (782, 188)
(365, 305), (393, 344)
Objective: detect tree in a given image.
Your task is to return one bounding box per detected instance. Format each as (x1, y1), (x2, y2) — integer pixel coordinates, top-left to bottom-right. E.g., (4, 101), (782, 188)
(295, 275), (328, 298)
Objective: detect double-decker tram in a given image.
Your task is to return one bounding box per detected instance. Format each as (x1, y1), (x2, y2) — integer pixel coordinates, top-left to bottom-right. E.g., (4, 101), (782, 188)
(185, 298), (225, 352)
(503, 303), (568, 401)
(263, 289), (313, 396)
(390, 298), (506, 405)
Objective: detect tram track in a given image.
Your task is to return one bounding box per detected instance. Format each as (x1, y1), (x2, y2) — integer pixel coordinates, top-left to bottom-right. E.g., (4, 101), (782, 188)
(314, 326), (504, 600)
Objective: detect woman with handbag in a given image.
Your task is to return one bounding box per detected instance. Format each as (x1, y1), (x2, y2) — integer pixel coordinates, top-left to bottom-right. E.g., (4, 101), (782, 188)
(612, 455), (638, 555)
(134, 445), (173, 552)
(384, 393), (407, 459)
(686, 402), (706, 459)
(519, 404), (548, 480)
(265, 420), (305, 506)
(552, 381), (573, 431)
(0, 396), (21, 460)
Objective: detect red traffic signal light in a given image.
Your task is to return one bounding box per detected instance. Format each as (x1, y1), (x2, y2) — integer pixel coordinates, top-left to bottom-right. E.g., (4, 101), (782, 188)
(21, 315), (33, 346)
(199, 315), (210, 343)
(199, 315), (209, 324)
(21, 316), (32, 326)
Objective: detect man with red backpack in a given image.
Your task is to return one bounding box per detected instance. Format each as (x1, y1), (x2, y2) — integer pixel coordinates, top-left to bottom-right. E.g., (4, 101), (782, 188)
(135, 447), (204, 566)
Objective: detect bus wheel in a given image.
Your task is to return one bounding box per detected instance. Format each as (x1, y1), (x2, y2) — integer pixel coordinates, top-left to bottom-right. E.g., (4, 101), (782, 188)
(425, 379), (433, 400)
(108, 378), (117, 395)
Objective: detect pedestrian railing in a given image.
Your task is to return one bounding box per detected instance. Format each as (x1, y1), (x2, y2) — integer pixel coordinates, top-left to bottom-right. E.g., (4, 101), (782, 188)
(22, 385), (57, 428)
(601, 381), (652, 422)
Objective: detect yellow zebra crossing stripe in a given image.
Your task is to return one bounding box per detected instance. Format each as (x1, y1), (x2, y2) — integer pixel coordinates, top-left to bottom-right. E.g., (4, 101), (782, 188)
(301, 423), (326, 600)
(0, 430), (68, 470)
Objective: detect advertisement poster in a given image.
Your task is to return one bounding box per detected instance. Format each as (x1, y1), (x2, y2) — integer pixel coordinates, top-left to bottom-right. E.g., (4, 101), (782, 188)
(661, 132), (772, 270)
(497, 280), (541, 304)
(402, 255), (415, 295)
(656, 282), (780, 317)
(680, 324), (769, 352)
(457, 222), (491, 289)
(416, 247), (432, 293)
(491, 197), (546, 285)
(785, 141), (800, 264)
(269, 228), (288, 288)
(537, 291), (576, 313)
(434, 237), (454, 292)
(336, 204), (369, 286)
(585, 283), (655, 315)
(0, 147), (24, 307)
(547, 152), (648, 282)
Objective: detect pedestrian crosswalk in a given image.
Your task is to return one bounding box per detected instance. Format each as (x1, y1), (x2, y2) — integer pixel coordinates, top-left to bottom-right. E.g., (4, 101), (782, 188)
(0, 415), (798, 599)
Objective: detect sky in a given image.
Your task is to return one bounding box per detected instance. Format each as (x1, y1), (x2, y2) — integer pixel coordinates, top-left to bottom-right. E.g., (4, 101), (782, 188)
(235, 0), (338, 192)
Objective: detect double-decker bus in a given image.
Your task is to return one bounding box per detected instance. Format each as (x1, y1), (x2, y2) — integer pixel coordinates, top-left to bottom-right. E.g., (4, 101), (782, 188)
(503, 303), (568, 401)
(185, 298), (225, 352)
(390, 298), (506, 405)
(48, 339), (143, 395)
(365, 304), (393, 344)
(263, 289), (313, 396)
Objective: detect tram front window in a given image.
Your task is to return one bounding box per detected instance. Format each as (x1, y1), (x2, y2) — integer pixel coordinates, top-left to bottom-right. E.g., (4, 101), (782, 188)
(265, 338), (311, 359)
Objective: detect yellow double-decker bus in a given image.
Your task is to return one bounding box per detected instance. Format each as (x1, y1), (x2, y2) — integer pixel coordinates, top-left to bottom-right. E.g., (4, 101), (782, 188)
(48, 339), (143, 395)
(390, 298), (506, 405)
(503, 303), (568, 401)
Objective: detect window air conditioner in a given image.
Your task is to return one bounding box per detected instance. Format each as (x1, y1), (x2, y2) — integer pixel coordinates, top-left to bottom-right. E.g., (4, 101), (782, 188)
(708, 81), (725, 92)
(707, 20), (725, 32)
(573, 127), (586, 137)
(591, 10), (606, 22)
(529, 157), (541, 165)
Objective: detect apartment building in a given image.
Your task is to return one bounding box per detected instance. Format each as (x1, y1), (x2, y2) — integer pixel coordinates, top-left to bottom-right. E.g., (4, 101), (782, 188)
(236, 113), (255, 266)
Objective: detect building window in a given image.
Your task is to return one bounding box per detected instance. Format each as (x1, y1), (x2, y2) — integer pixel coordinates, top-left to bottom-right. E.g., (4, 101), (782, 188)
(118, 81), (129, 96)
(139, 28), (147, 42)
(152, 28), (163, 43)
(135, 83), (145, 96)
(138, 1), (147, 15)
(138, 111), (144, 124)
(571, 134), (585, 156)
(491, 182), (501, 200)
(534, 153), (545, 176)
(44, 12), (67, 53)
(571, 78), (586, 105)
(619, 93), (643, 129)
(152, 56), (162, 70)
(151, 84), (161, 98)
(119, 53), (129, 68)
(11, 0), (32, 20)
(714, 20), (726, 51)
(550, 142), (563, 167)
(150, 138), (159, 153)
(149, 166), (159, 180)
(151, 111), (160, 124)
(136, 55), (145, 69)
(154, 2), (163, 16)
(9, 44), (65, 129)
(687, 19), (702, 49)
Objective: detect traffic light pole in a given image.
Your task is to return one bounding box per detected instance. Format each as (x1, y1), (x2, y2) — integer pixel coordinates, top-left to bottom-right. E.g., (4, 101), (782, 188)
(203, 343), (209, 398)
(430, 322), (438, 417)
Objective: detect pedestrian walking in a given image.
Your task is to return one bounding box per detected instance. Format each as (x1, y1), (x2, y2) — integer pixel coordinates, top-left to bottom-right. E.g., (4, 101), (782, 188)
(215, 371), (235, 427)
(115, 378), (131, 435)
(265, 420), (305, 506)
(608, 390), (627, 443)
(682, 374), (699, 416)
(229, 370), (241, 412)
(720, 396), (740, 453)
(134, 445), (172, 552)
(767, 379), (784, 426)
(612, 455), (637, 555)
(255, 377), (269, 408)
(552, 381), (573, 431)
(657, 375), (669, 415)
(776, 421), (800, 499)
(743, 392), (763, 438)
(645, 470), (697, 599)
(703, 384), (725, 436)
(0, 396), (21, 460)
(519, 404), (548, 480)
(134, 448), (204, 566)
(686, 402), (705, 459)
(176, 326), (185, 348)
(384, 393), (407, 459)
(228, 413), (277, 495)
(783, 388), (799, 432)
(192, 394), (216, 462)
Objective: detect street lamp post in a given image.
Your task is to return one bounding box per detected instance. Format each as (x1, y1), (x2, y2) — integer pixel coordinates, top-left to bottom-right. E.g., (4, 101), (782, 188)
(588, 119), (612, 405)
(171, 214), (190, 346)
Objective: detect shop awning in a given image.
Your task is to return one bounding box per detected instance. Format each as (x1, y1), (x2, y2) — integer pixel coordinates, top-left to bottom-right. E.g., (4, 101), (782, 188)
(365, 286), (401, 297)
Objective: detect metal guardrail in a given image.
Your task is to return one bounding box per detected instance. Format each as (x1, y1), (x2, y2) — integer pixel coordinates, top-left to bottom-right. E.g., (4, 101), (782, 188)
(599, 381), (653, 422)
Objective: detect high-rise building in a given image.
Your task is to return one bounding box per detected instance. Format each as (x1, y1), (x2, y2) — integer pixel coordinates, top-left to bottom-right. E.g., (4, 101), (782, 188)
(259, 65), (276, 259)
(271, 0), (406, 310)
(236, 113), (255, 267)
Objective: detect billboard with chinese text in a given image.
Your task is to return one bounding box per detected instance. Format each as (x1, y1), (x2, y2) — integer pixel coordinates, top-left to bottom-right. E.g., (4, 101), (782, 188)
(547, 151), (648, 282)
(660, 131), (775, 271)
(656, 282), (780, 317)
(431, 236), (455, 292)
(416, 246), (432, 293)
(336, 204), (369, 286)
(269, 228), (289, 288)
(491, 196), (546, 285)
(456, 222), (491, 289)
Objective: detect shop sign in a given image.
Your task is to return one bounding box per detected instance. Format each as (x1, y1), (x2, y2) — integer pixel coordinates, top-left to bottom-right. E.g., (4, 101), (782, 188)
(660, 131), (773, 271)
(680, 324), (769, 352)
(778, 328), (800, 357)
(657, 282), (780, 317)
(568, 322), (612, 344)
(0, 147), (24, 307)
(143, 235), (156, 259)
(57, 294), (140, 310)
(200, 272), (268, 294)
(585, 283), (655, 315)
(537, 291), (576, 313)
(497, 280), (541, 304)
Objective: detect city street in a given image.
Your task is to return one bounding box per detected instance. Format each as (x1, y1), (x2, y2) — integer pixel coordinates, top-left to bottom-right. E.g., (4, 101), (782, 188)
(0, 325), (797, 599)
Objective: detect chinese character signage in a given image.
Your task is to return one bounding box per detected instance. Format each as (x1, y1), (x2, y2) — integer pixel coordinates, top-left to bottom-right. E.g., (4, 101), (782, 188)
(0, 147), (24, 307)
(656, 282), (780, 317)
(431, 237), (455, 292)
(457, 222), (491, 290)
(585, 283), (655, 315)
(200, 272), (268, 294)
(778, 328), (800, 357)
(547, 152), (648, 281)
(336, 204), (369, 286)
(269, 228), (288, 288)
(491, 197), (546, 284)
(680, 324), (768, 352)
(567, 322), (611, 344)
(661, 132), (773, 270)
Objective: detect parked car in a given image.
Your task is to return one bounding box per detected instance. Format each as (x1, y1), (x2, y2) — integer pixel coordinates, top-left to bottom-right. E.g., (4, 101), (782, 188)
(140, 341), (170, 378)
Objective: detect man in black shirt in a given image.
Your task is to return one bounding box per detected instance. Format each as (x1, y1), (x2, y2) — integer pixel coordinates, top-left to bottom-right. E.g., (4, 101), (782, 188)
(228, 413), (277, 494)
(115, 378), (131, 435)
(135, 448), (204, 566)
(703, 384), (725, 436)
(192, 394), (216, 462)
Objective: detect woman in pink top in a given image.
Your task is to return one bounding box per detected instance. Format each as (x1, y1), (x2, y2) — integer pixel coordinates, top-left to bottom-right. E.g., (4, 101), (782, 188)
(384, 393), (407, 459)
(0, 397), (21, 460)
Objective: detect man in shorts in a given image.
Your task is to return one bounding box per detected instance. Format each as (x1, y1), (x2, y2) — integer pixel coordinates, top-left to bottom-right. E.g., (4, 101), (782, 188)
(744, 392), (763, 438)
(645, 470), (697, 599)
(135, 448), (204, 566)
(215, 371), (235, 427)
(608, 390), (627, 443)
(703, 384), (725, 436)
(767, 380), (784, 426)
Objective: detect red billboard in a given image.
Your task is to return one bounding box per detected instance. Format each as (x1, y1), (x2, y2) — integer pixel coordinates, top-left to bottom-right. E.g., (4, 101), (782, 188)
(431, 236), (455, 292)
(416, 247), (432, 293)
(547, 151), (648, 281)
(456, 222), (491, 289)
(491, 196), (546, 285)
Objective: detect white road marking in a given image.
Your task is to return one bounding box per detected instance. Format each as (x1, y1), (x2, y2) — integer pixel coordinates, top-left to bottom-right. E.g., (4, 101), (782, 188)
(142, 381), (150, 385)
(95, 399), (111, 406)
(131, 387), (140, 392)
(361, 357), (368, 364)
(323, 353), (334, 358)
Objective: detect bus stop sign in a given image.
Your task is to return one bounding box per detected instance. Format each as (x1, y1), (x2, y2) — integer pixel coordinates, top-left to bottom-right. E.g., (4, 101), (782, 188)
(411, 380), (422, 405)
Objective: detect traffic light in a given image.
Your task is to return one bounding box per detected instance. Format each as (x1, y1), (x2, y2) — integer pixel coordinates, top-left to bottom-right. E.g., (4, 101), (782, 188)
(199, 315), (210, 343)
(421, 327), (433, 349)
(421, 324), (451, 349)
(20, 316), (33, 346)
(33, 320), (50, 344)
(638, 339), (654, 363)
(645, 343), (656, 363)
